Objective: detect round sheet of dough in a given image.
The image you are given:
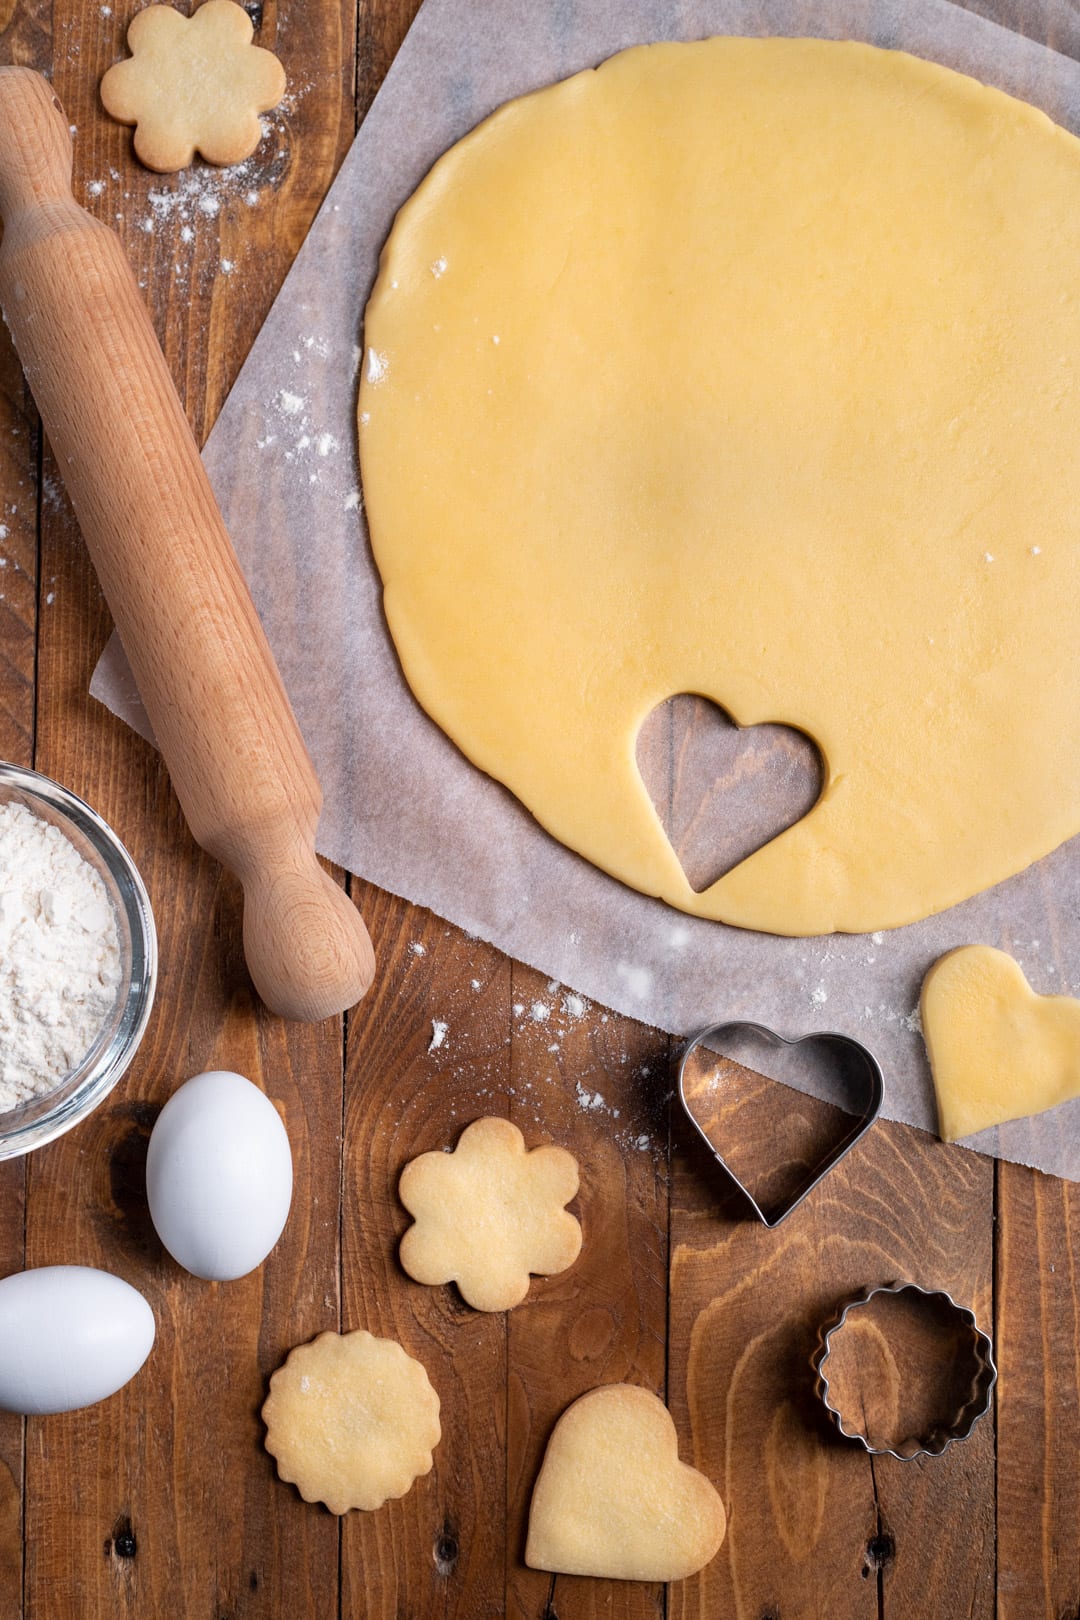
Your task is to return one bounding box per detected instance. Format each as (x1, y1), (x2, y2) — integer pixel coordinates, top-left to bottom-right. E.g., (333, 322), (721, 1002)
(359, 37), (1080, 936)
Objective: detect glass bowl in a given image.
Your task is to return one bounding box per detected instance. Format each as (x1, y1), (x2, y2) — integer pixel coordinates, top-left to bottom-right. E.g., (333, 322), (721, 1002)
(0, 762), (157, 1159)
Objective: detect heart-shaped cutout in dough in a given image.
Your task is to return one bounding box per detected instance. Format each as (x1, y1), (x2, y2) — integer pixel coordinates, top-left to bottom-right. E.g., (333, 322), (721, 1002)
(525, 1384), (726, 1582)
(921, 945), (1080, 1141)
(636, 695), (823, 892)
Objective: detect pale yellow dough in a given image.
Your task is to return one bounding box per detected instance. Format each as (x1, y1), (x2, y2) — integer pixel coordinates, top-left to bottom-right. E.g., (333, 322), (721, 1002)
(262, 1330), (440, 1514)
(525, 1384), (726, 1581)
(399, 1116), (581, 1312)
(359, 37), (1080, 936)
(921, 945), (1080, 1142)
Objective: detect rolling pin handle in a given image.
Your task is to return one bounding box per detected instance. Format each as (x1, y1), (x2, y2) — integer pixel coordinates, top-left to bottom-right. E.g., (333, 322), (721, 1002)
(241, 847), (376, 1025)
(0, 69), (74, 217)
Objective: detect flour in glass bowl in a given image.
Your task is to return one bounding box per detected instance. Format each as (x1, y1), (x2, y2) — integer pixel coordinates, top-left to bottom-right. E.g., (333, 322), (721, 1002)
(0, 801), (122, 1110)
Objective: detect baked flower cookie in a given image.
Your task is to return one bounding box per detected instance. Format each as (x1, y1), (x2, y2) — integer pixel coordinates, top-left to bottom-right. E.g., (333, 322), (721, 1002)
(100, 0), (286, 173)
(262, 1330), (440, 1514)
(399, 1116), (582, 1312)
(526, 1384), (726, 1582)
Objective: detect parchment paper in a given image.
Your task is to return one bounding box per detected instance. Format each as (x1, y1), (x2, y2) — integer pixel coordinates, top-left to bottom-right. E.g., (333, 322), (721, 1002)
(92, 0), (1080, 1179)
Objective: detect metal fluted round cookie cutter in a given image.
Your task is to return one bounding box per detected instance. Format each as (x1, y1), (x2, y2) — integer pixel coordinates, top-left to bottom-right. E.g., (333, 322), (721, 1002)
(676, 1022), (885, 1228)
(812, 1281), (997, 1461)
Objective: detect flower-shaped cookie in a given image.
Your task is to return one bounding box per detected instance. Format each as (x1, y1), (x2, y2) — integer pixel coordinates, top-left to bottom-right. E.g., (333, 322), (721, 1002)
(262, 1330), (441, 1515)
(100, 0), (286, 173)
(399, 1116), (582, 1312)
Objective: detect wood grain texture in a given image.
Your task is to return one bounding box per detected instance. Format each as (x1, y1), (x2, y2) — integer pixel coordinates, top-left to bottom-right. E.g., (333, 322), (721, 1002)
(506, 978), (669, 1620)
(668, 1098), (994, 1620)
(342, 883), (511, 1620)
(995, 1163), (1080, 1620)
(0, 6), (47, 1611)
(0, 199), (35, 1620)
(0, 0), (1078, 1615)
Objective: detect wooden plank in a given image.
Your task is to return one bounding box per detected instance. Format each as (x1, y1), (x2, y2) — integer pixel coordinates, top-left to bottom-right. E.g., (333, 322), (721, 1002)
(505, 972), (669, 1620)
(668, 1085), (994, 1620)
(343, 9), (502, 1613)
(13, 0), (356, 1612)
(996, 1161), (1080, 1619)
(357, 0), (422, 127)
(0, 188), (39, 1620)
(0, 2), (51, 1606)
(341, 885), (511, 1620)
(0, 333), (37, 767)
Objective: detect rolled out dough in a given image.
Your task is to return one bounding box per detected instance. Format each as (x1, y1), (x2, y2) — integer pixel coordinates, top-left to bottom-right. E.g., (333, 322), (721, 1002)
(359, 38), (1080, 936)
(921, 945), (1080, 1141)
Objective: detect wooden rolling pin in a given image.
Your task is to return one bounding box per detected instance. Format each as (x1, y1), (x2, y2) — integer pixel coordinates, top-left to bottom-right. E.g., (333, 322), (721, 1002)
(0, 68), (375, 1022)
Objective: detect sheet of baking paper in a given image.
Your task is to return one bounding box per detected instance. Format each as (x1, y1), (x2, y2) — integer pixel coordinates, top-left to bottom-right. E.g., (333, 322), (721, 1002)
(92, 0), (1080, 1179)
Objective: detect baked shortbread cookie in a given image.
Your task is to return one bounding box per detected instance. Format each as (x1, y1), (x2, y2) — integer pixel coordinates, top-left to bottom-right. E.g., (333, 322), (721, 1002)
(399, 1116), (581, 1312)
(101, 0), (285, 172)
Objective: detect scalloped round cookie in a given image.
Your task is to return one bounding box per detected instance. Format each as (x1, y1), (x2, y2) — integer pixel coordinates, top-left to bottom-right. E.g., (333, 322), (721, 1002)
(262, 1330), (440, 1514)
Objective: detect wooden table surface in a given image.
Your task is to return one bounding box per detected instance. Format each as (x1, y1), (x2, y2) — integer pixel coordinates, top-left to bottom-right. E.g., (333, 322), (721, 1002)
(1, 0), (1079, 1615)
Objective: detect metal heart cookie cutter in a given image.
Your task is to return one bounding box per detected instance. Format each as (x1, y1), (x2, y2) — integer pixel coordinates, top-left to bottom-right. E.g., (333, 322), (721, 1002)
(676, 1022), (884, 1228)
(812, 1281), (997, 1460)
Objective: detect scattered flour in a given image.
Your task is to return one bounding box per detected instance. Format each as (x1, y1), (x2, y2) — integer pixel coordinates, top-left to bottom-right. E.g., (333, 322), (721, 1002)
(428, 1020), (448, 1052)
(575, 1081), (606, 1112)
(0, 801), (122, 1108)
(903, 1004), (923, 1036)
(410, 936), (660, 1156)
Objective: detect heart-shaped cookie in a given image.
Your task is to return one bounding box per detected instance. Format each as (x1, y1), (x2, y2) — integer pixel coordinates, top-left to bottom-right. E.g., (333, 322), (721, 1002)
(525, 1384), (725, 1582)
(921, 945), (1080, 1141)
(677, 1023), (884, 1227)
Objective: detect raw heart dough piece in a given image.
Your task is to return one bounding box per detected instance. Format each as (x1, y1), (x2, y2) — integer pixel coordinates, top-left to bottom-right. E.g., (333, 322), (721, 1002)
(100, 0), (286, 173)
(398, 1116), (581, 1312)
(360, 37), (1080, 937)
(262, 1330), (440, 1514)
(525, 1384), (726, 1581)
(921, 946), (1080, 1142)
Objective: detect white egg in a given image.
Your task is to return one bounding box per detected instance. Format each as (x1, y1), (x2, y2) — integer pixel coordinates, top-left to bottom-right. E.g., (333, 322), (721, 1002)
(146, 1069), (293, 1281)
(0, 1266), (155, 1415)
